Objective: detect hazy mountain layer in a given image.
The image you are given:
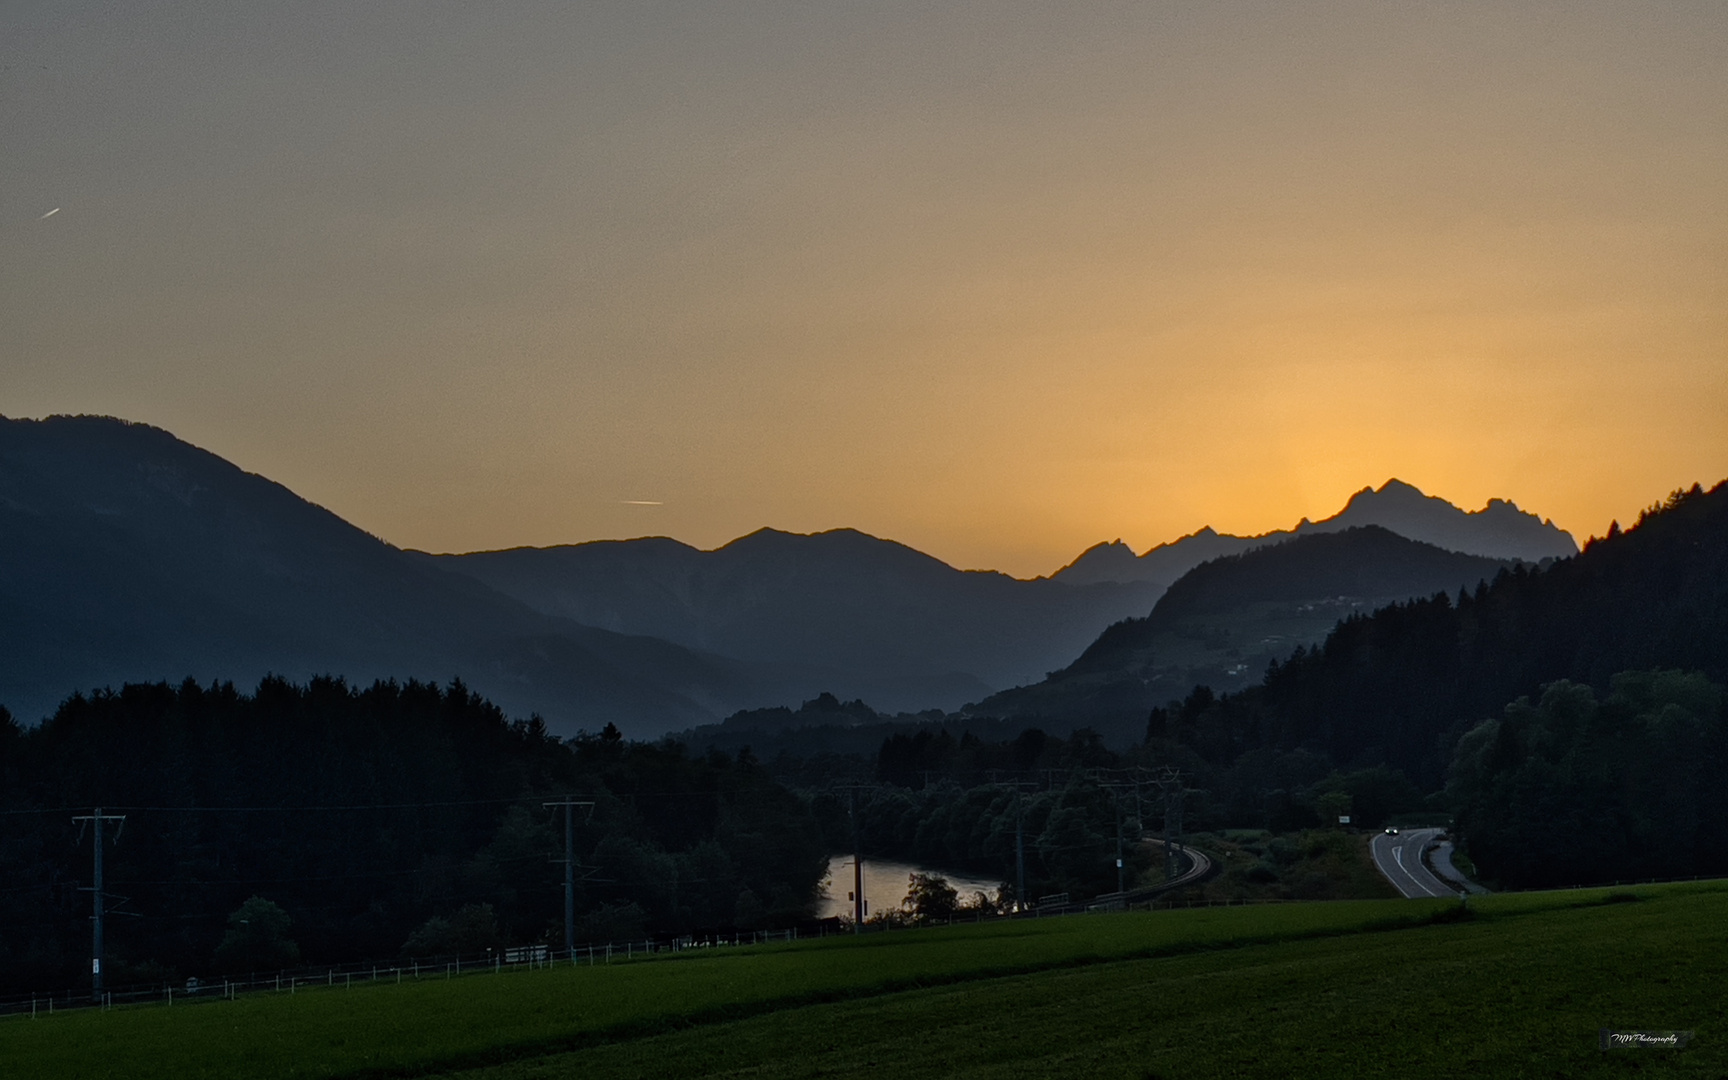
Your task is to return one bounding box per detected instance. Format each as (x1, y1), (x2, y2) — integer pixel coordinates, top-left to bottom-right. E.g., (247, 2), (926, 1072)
(434, 531), (1164, 714)
(0, 415), (752, 733)
(972, 526), (1514, 743)
(1054, 479), (1575, 585)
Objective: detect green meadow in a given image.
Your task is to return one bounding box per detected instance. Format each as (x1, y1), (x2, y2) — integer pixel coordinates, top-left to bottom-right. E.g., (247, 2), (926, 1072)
(5, 884), (1725, 1079)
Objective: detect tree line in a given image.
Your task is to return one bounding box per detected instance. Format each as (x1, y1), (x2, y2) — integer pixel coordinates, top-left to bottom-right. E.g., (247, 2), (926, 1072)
(1447, 669), (1727, 889)
(0, 676), (827, 994)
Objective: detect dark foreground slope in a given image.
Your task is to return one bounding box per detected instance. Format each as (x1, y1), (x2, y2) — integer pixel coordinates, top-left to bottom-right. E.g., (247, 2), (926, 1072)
(3, 885), (1722, 1080)
(0, 415), (751, 731)
(434, 530), (1163, 714)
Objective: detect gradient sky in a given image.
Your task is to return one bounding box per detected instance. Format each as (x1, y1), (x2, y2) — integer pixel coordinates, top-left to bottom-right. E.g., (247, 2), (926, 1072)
(4, 1), (1724, 577)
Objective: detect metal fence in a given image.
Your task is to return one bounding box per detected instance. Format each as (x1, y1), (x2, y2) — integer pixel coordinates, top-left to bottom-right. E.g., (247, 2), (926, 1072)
(0, 928), (804, 1020)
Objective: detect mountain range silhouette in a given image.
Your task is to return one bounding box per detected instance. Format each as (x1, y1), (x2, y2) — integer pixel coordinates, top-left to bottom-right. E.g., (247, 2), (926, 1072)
(0, 414), (1575, 737)
(1053, 478), (1576, 586)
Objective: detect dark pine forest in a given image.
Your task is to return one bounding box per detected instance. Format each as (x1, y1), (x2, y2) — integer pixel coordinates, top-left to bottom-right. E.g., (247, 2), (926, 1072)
(0, 678), (827, 994)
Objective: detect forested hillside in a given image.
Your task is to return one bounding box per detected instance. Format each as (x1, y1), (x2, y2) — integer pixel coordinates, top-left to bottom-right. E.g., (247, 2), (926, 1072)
(1236, 481), (1728, 785)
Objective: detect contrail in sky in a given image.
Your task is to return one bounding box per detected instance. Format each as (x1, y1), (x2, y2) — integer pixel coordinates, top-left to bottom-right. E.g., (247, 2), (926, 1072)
(40, 208), (59, 219)
(622, 500), (663, 506)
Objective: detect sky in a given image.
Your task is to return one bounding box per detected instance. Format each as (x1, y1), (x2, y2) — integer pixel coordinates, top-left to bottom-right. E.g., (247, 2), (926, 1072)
(4, 1), (1724, 577)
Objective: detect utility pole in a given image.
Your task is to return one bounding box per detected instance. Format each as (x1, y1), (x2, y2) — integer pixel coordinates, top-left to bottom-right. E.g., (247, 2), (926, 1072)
(829, 784), (887, 932)
(1114, 792), (1125, 895)
(1087, 770), (1142, 898)
(850, 789), (864, 931)
(1014, 788), (1027, 910)
(1151, 769), (1187, 883)
(72, 808), (125, 1002)
(1165, 789), (1183, 881)
(543, 799), (594, 956)
(988, 772), (1038, 913)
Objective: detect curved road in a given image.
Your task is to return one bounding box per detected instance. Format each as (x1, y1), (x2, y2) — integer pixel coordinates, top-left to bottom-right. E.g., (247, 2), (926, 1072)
(1370, 827), (1460, 898)
(1430, 836), (1490, 895)
(1131, 838), (1213, 899)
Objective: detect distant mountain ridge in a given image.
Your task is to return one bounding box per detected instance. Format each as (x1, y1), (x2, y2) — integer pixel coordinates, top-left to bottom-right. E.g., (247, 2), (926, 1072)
(1053, 479), (1576, 585)
(0, 413), (1584, 744)
(432, 528), (1164, 714)
(0, 413), (1162, 731)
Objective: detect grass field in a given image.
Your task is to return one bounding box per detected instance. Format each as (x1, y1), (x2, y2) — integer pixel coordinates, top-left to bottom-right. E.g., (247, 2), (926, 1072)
(4, 884), (1725, 1079)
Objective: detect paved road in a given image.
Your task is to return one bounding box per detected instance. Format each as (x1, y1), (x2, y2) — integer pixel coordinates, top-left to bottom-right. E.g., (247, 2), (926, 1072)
(1429, 837), (1490, 895)
(1369, 827), (1460, 898)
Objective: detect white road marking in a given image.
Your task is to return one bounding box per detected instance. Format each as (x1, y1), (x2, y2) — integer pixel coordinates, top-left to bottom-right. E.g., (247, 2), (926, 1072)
(1379, 830), (1447, 898)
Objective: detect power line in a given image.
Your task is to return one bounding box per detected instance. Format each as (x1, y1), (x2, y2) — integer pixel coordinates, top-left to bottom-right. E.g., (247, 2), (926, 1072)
(0, 786), (792, 816)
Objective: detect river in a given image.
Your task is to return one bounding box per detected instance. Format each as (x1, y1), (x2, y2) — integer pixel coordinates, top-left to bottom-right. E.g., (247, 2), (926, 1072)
(816, 855), (1004, 920)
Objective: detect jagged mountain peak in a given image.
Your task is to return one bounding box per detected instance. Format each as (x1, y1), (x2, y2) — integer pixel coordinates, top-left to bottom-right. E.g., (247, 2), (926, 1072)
(1306, 479), (1577, 561)
(1053, 479), (1577, 586)
(1048, 539), (1140, 584)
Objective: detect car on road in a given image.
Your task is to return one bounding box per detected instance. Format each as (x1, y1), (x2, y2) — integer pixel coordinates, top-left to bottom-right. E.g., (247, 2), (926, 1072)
(1383, 827), (1399, 835)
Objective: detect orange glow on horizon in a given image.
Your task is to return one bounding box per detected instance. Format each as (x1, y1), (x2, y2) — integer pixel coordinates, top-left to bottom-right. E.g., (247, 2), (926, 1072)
(3, 3), (1722, 577)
